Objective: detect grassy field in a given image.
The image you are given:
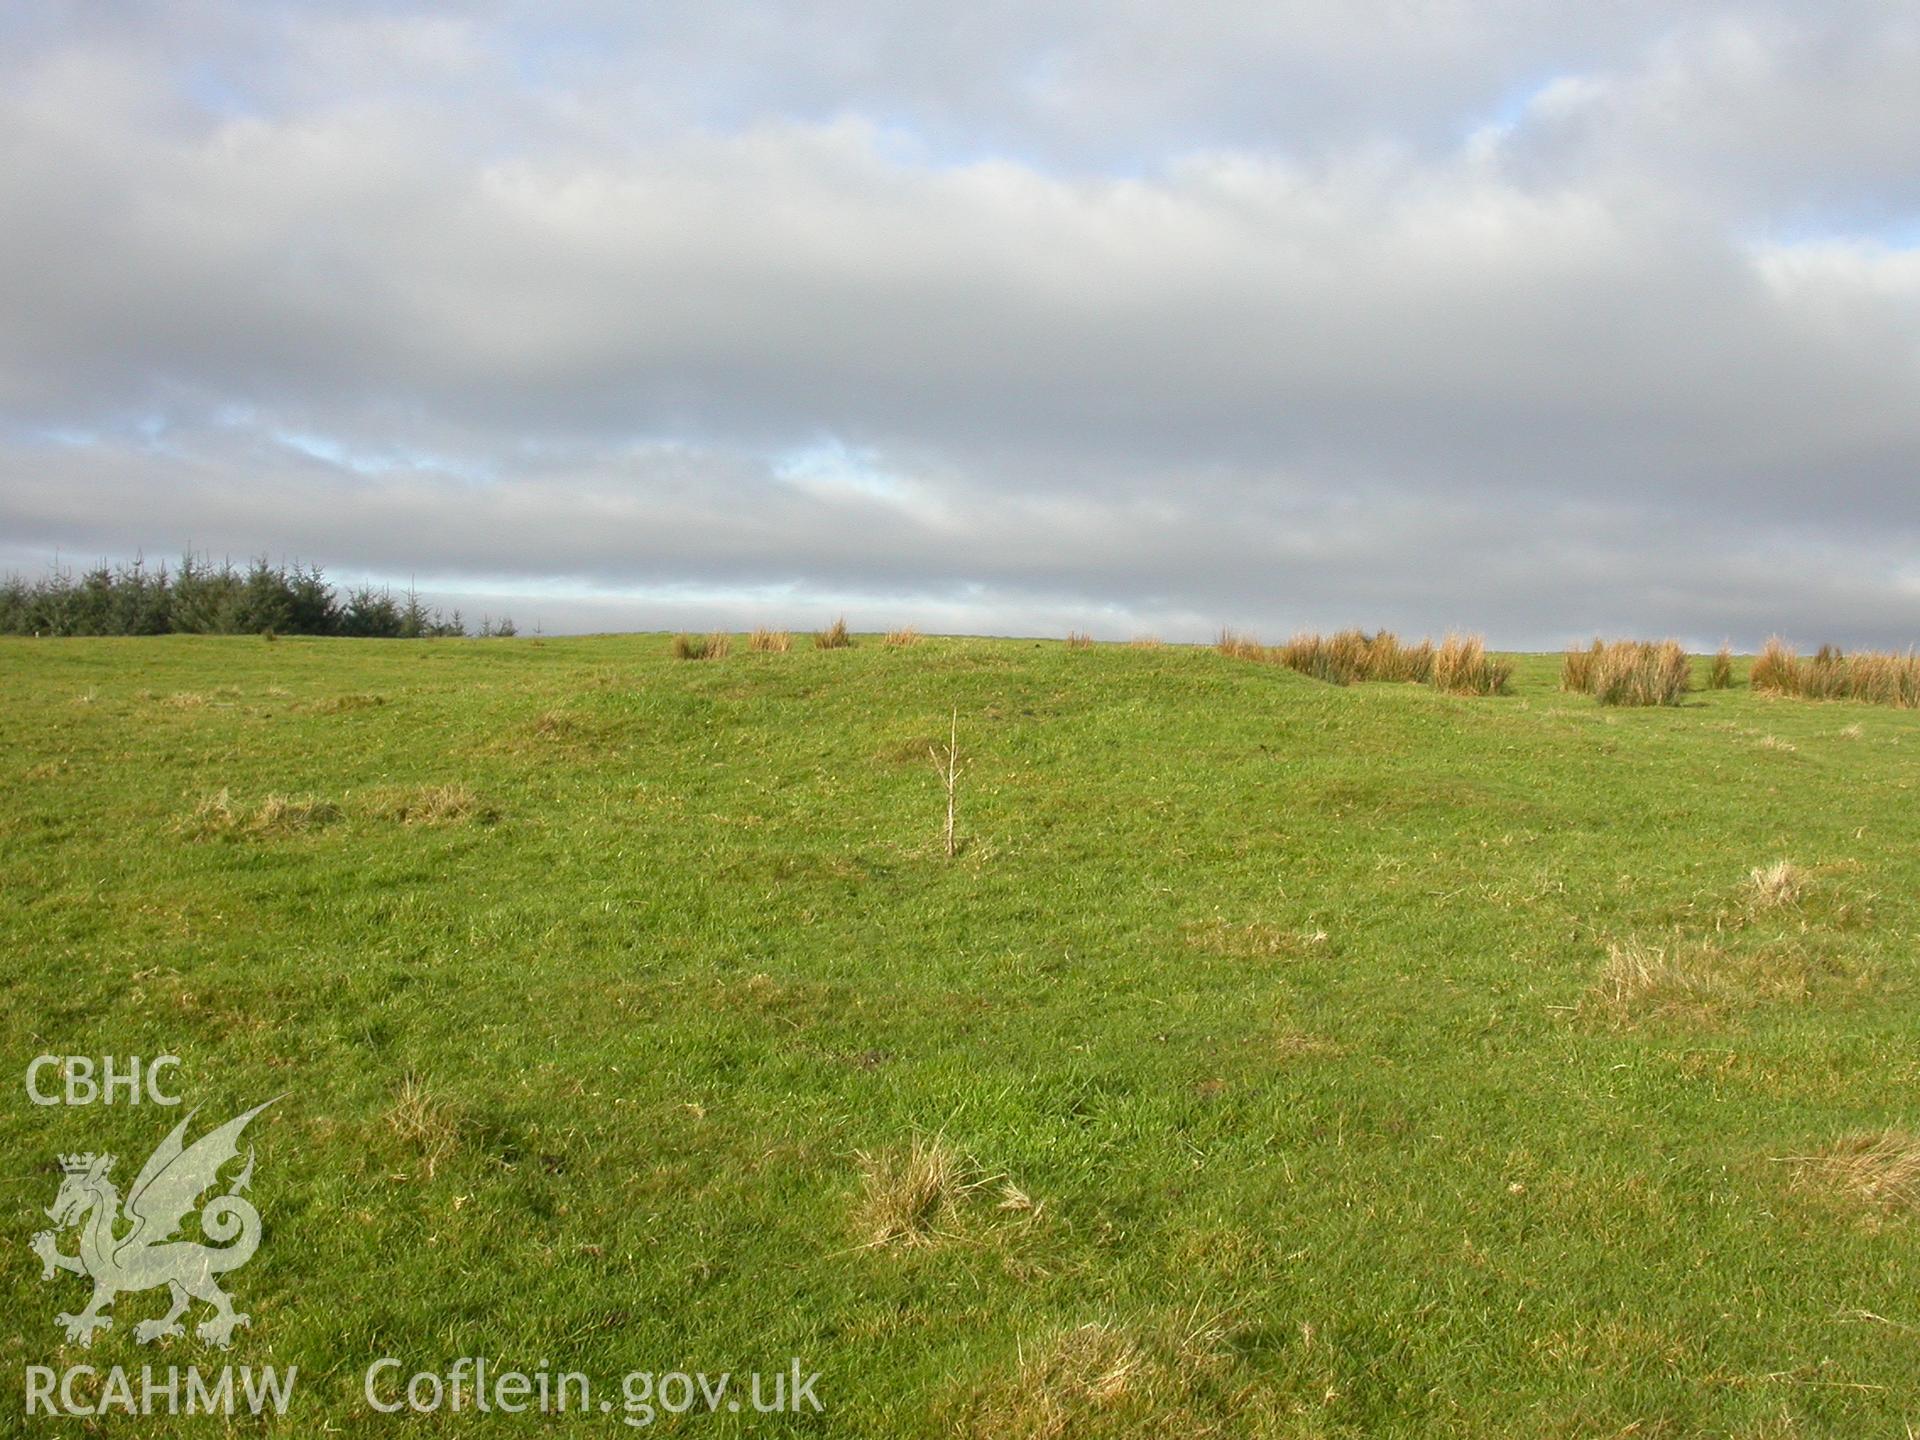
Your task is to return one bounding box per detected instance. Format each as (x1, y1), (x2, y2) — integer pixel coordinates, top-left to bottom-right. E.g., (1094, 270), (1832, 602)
(4, 633), (1917, 1437)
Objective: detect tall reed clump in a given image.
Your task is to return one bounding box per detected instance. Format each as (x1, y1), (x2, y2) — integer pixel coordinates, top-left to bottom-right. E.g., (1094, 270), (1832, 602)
(1431, 633), (1512, 696)
(669, 633), (702, 660)
(814, 616), (852, 650)
(1751, 637), (1920, 708)
(884, 626), (921, 649)
(1064, 630), (1094, 650)
(1848, 650), (1920, 707)
(1594, 640), (1691, 707)
(748, 627), (792, 653)
(1708, 644), (1734, 690)
(1215, 628), (1264, 661)
(1561, 639), (1603, 693)
(1749, 636), (1800, 696)
(1275, 629), (1433, 686)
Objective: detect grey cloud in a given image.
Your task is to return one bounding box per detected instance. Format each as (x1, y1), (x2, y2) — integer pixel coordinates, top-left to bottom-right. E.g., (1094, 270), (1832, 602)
(3, 4), (1920, 645)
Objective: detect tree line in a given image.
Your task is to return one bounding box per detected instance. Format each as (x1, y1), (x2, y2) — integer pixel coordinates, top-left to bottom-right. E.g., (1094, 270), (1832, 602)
(0, 556), (516, 638)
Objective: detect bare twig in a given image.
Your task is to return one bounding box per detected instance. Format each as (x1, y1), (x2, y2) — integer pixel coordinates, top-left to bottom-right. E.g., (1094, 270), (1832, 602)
(929, 707), (959, 858)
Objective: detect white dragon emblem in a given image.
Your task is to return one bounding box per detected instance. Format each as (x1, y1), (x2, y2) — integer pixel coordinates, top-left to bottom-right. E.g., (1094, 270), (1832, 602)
(30, 1099), (278, 1348)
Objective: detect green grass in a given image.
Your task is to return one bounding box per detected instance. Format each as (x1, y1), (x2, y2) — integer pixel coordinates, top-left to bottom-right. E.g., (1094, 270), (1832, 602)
(3, 634), (1918, 1436)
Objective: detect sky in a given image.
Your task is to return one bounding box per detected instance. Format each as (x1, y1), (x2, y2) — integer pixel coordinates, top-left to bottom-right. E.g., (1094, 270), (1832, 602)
(3, 2), (1920, 646)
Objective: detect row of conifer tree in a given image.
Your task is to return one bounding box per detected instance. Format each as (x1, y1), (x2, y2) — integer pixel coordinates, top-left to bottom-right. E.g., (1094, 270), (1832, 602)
(0, 556), (513, 638)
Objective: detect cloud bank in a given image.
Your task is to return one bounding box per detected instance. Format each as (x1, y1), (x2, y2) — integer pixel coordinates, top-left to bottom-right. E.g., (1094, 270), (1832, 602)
(4, 3), (1920, 644)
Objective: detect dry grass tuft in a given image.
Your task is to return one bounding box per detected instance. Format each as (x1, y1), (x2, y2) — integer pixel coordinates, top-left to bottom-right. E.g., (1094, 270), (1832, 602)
(311, 692), (386, 714)
(815, 616), (853, 649)
(956, 1317), (1235, 1440)
(1790, 1130), (1920, 1216)
(1586, 936), (1822, 1025)
(1128, 635), (1163, 648)
(251, 794), (342, 834)
(1746, 858), (1805, 910)
(385, 1074), (462, 1179)
(884, 626), (921, 648)
(854, 1138), (977, 1248)
(1214, 627), (1264, 661)
(1591, 940), (1731, 1023)
(160, 691), (208, 709)
(1431, 632), (1512, 696)
(1186, 919), (1330, 959)
(369, 783), (495, 825)
(1020, 1325), (1146, 1412)
(747, 626), (792, 653)
(1587, 939), (1756, 1026)
(530, 709), (593, 742)
(183, 790), (342, 837)
(961, 1324), (1150, 1440)
(182, 789), (239, 835)
(1064, 630), (1094, 650)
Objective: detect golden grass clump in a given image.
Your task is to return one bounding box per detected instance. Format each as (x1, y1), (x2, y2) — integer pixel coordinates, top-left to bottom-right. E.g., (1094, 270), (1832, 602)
(815, 616), (853, 649)
(1845, 649), (1920, 707)
(1364, 631), (1435, 684)
(854, 1138), (976, 1249)
(1589, 940), (1748, 1027)
(1708, 643), (1734, 690)
(370, 783), (494, 825)
(954, 1318), (1234, 1440)
(1214, 627), (1264, 661)
(385, 1074), (463, 1180)
(1749, 636), (1800, 695)
(1751, 637), (1920, 707)
(1591, 940), (1730, 1024)
(747, 626), (792, 653)
(1560, 639), (1602, 693)
(884, 626), (921, 648)
(1273, 628), (1434, 686)
(1064, 630), (1094, 650)
(977, 1324), (1148, 1438)
(1791, 1130), (1920, 1215)
(1746, 858), (1805, 910)
(667, 631), (730, 660)
(1585, 935), (1826, 1026)
(1431, 632), (1512, 696)
(1128, 634), (1163, 648)
(311, 692), (387, 713)
(184, 789), (341, 837)
(1274, 630), (1348, 685)
(250, 794), (343, 834)
(1588, 639), (1691, 707)
(183, 789), (238, 834)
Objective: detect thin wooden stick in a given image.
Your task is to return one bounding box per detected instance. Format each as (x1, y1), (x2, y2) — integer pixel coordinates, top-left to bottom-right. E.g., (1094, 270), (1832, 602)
(930, 707), (958, 857)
